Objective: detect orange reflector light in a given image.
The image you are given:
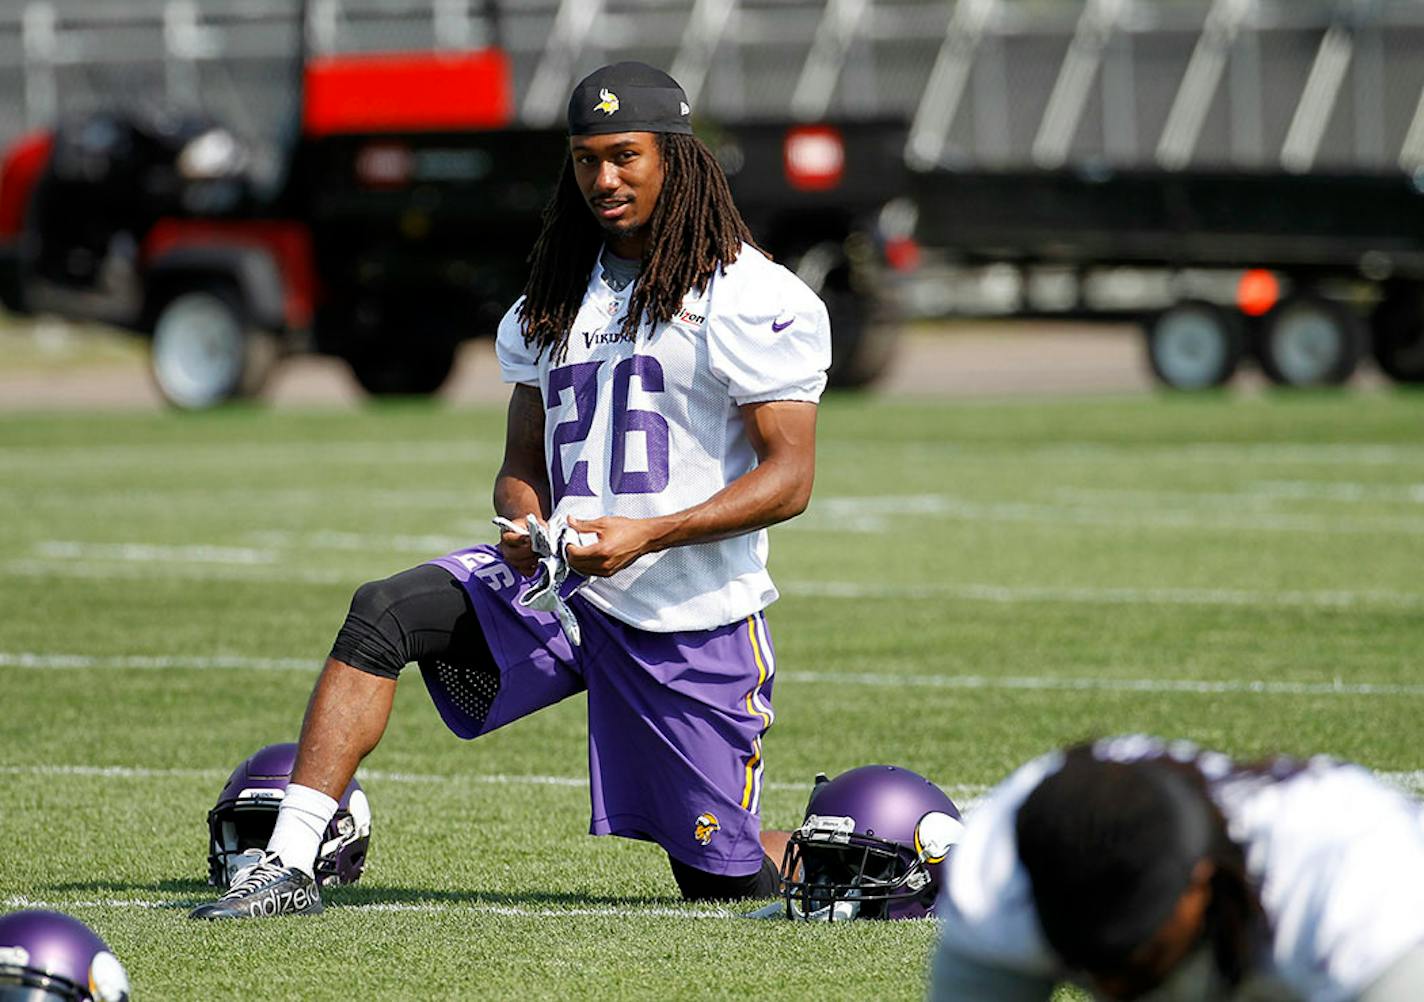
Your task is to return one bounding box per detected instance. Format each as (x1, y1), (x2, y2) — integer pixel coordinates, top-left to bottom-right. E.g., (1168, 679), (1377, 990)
(1237, 269), (1279, 317)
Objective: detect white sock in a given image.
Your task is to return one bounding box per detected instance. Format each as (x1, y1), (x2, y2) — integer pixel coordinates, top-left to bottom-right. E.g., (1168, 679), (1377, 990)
(266, 783), (338, 878)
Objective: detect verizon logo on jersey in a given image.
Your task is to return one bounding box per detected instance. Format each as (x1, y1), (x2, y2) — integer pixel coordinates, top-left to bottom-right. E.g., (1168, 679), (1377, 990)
(675, 308), (705, 327)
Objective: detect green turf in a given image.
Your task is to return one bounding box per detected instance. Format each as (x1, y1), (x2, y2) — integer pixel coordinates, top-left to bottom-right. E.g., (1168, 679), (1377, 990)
(3, 388), (1423, 1000)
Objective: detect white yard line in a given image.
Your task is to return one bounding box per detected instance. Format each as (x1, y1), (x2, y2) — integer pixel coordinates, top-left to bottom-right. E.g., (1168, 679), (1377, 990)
(782, 580), (1424, 611)
(12, 547), (1424, 609)
(245, 530), (480, 554)
(7, 439), (1422, 472)
(0, 894), (740, 920)
(0, 487), (476, 509)
(795, 670), (1424, 697)
(0, 440), (493, 471)
(2, 758), (1419, 800)
(34, 541), (279, 564)
(792, 495), (1424, 536)
(812, 442), (1424, 466)
(6, 651), (1423, 699)
(0, 761), (990, 806)
(1057, 482), (1424, 506)
(0, 652), (314, 671)
(3, 560), (353, 586)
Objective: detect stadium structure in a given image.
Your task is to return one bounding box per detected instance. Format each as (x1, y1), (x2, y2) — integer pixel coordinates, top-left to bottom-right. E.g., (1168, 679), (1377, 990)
(0, 0), (1423, 401)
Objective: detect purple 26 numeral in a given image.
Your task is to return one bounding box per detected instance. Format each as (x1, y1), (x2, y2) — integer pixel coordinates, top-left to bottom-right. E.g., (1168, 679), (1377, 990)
(547, 360), (603, 500)
(610, 355), (670, 494)
(546, 357), (670, 500)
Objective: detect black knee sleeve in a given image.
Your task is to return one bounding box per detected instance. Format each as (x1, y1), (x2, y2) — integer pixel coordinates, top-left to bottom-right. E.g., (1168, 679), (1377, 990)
(669, 854), (781, 902)
(329, 564), (481, 679)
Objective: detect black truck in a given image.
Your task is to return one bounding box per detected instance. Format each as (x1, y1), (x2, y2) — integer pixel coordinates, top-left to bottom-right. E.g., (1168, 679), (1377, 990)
(898, 0), (1424, 390)
(0, 44), (910, 408)
(910, 166), (1424, 388)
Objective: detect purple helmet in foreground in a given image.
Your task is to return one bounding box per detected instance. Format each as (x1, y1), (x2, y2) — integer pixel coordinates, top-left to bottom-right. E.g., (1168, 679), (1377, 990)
(778, 765), (964, 921)
(206, 742), (371, 889)
(0, 910), (130, 1001)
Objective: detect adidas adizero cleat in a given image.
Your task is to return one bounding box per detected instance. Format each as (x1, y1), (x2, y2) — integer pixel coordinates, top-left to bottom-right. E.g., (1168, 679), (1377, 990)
(188, 852), (323, 920)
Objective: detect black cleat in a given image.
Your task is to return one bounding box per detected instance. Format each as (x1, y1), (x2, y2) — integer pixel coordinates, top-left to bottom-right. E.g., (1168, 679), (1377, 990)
(188, 852), (323, 920)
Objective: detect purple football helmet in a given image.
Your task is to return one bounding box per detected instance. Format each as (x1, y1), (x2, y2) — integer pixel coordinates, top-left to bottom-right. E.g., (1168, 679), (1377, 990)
(206, 742), (371, 888)
(0, 910), (130, 1002)
(778, 765), (964, 921)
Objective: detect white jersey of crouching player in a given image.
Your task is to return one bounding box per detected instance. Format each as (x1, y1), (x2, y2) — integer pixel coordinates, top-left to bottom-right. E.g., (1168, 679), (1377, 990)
(930, 735), (1424, 1002)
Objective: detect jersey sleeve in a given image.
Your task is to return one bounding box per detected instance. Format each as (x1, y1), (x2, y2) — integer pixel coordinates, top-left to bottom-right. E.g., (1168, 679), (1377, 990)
(932, 754), (1064, 996)
(494, 297), (540, 386)
(706, 260), (831, 405)
(1230, 764), (1424, 999)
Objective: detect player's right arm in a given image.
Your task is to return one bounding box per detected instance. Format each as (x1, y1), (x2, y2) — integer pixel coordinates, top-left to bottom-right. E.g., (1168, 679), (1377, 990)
(494, 382), (550, 577)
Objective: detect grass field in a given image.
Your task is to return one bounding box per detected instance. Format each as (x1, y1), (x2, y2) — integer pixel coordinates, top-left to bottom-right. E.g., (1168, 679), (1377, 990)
(3, 387), (1423, 1000)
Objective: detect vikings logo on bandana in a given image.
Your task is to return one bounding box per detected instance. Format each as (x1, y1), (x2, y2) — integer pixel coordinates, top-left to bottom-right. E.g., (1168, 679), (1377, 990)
(693, 812), (721, 846)
(594, 88), (620, 116)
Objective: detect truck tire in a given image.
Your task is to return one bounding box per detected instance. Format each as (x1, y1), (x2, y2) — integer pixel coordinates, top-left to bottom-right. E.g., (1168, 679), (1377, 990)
(150, 287), (277, 409)
(348, 340), (457, 397)
(789, 240), (899, 389)
(1144, 300), (1245, 389)
(1370, 287), (1424, 383)
(1256, 294), (1363, 387)
(824, 284), (900, 389)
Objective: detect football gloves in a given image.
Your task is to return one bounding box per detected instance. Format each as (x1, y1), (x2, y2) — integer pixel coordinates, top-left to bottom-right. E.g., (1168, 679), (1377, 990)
(493, 513), (590, 646)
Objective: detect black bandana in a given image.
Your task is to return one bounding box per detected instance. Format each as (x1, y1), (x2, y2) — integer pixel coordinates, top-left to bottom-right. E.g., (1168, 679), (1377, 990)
(567, 62), (693, 137)
(1016, 748), (1218, 969)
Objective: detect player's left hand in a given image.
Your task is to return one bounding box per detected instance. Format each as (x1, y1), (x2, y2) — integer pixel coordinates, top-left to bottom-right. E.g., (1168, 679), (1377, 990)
(563, 515), (648, 577)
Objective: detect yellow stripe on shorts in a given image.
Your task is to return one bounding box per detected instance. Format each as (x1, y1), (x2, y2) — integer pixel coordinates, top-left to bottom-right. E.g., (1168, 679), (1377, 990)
(741, 615), (772, 809)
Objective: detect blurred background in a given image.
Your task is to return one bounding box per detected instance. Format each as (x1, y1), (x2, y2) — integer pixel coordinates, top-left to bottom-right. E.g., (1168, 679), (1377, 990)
(1, 0), (1423, 409)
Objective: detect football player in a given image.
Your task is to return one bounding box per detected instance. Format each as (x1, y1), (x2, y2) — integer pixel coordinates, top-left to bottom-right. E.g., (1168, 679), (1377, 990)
(929, 735), (1424, 1001)
(190, 61), (829, 920)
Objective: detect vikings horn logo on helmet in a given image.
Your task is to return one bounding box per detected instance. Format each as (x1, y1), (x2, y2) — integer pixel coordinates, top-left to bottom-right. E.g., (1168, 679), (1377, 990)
(693, 812), (721, 846)
(594, 88), (620, 115)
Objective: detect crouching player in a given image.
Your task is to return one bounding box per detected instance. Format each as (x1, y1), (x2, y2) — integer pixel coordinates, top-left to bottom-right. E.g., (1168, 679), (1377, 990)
(931, 735), (1424, 1001)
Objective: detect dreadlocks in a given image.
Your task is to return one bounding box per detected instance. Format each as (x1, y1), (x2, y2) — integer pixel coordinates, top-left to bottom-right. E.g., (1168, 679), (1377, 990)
(1016, 746), (1265, 992)
(517, 132), (764, 362)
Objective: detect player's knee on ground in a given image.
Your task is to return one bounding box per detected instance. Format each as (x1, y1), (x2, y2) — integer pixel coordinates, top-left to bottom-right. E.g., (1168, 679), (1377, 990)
(668, 855), (780, 902)
(329, 564), (479, 679)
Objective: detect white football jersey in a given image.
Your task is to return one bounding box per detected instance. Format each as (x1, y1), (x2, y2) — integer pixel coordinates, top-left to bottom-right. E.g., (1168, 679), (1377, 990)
(496, 243), (830, 632)
(932, 736), (1424, 1002)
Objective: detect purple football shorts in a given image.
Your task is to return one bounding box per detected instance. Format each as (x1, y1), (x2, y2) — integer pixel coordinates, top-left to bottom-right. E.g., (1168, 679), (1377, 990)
(423, 545), (777, 877)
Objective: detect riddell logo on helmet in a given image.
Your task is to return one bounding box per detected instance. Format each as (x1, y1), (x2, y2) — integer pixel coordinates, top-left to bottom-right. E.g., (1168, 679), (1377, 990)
(693, 812), (720, 846)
